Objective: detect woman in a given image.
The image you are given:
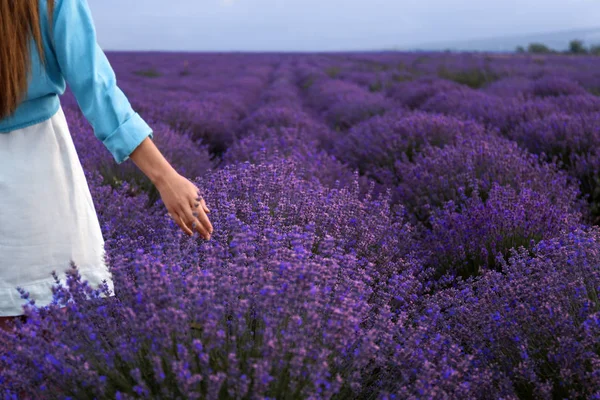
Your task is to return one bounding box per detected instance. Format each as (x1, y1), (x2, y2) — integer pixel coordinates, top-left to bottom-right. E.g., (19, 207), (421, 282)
(0, 0), (213, 331)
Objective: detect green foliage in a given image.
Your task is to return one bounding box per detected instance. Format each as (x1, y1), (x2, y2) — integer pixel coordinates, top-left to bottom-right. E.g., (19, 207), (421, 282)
(301, 75), (315, 90)
(569, 39), (587, 54)
(371, 63), (389, 72)
(590, 44), (600, 56)
(576, 171), (600, 225)
(514, 39), (600, 55)
(325, 66), (341, 78)
(527, 43), (552, 54)
(133, 68), (162, 78)
(437, 65), (500, 89)
(368, 80), (383, 92)
(98, 159), (161, 209)
(412, 55), (430, 66)
(391, 72), (412, 83)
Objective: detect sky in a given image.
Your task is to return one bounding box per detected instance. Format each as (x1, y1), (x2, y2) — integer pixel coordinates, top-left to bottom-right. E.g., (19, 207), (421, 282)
(88, 0), (600, 52)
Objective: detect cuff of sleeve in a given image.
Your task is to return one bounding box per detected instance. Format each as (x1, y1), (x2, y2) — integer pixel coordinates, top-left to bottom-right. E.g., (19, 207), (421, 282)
(102, 112), (154, 164)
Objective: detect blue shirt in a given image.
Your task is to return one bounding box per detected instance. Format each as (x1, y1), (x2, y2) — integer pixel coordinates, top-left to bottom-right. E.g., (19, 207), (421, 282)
(0, 0), (153, 164)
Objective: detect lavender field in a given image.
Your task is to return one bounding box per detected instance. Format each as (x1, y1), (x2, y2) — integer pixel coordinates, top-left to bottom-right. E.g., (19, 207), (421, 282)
(3, 51), (600, 399)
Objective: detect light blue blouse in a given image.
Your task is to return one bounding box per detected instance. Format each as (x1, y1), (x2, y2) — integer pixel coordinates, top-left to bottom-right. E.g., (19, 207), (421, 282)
(0, 0), (153, 164)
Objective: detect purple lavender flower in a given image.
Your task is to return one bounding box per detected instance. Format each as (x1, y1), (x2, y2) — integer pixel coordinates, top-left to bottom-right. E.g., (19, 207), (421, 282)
(423, 226), (600, 398)
(2, 51), (600, 399)
(417, 183), (582, 290)
(304, 79), (394, 130)
(334, 111), (486, 181)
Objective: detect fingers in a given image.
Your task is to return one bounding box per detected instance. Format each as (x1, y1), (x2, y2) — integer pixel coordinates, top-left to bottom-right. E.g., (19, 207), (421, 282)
(174, 213), (193, 237)
(201, 198), (210, 214)
(193, 204), (213, 236)
(194, 188), (209, 213)
(168, 181), (214, 239)
(196, 197), (213, 231)
(186, 206), (210, 239)
(192, 192), (213, 235)
(191, 186), (209, 213)
(169, 212), (194, 236)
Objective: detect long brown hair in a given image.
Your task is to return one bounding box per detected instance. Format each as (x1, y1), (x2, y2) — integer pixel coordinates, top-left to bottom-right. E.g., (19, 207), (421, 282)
(0, 0), (55, 120)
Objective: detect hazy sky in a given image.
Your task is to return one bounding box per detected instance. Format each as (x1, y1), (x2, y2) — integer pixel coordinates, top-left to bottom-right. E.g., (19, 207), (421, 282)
(88, 0), (599, 51)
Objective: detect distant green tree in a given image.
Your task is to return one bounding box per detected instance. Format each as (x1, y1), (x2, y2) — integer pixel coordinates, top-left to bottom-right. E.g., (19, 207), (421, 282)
(527, 43), (552, 54)
(515, 46), (526, 53)
(590, 44), (600, 56)
(569, 39), (587, 54)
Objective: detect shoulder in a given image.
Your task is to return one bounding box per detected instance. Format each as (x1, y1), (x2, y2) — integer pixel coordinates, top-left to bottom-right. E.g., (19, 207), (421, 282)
(45, 0), (88, 11)
(45, 0), (93, 21)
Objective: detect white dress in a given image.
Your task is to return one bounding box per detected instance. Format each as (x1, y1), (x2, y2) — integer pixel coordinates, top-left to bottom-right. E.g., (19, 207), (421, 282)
(0, 105), (115, 316)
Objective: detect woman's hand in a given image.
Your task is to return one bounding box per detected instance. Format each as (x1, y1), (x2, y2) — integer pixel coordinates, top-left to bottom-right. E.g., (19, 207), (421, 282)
(156, 171), (213, 239)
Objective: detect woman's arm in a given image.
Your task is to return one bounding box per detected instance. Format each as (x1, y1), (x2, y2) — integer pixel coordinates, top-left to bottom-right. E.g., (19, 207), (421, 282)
(51, 0), (153, 165)
(130, 135), (213, 240)
(50, 0), (213, 238)
(128, 136), (177, 188)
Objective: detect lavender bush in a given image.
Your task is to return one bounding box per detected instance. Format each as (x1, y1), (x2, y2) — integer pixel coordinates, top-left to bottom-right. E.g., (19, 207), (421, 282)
(417, 183), (582, 291)
(396, 133), (584, 224)
(302, 78), (393, 130)
(222, 127), (373, 194)
(334, 111), (486, 176)
(424, 226), (600, 399)
(509, 112), (600, 223)
(385, 77), (466, 109)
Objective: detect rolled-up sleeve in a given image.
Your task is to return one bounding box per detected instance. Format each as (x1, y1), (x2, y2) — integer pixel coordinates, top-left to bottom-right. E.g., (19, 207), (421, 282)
(51, 0), (153, 164)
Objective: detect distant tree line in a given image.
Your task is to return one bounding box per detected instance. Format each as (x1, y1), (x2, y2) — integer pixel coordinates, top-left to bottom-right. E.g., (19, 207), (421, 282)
(516, 39), (600, 55)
